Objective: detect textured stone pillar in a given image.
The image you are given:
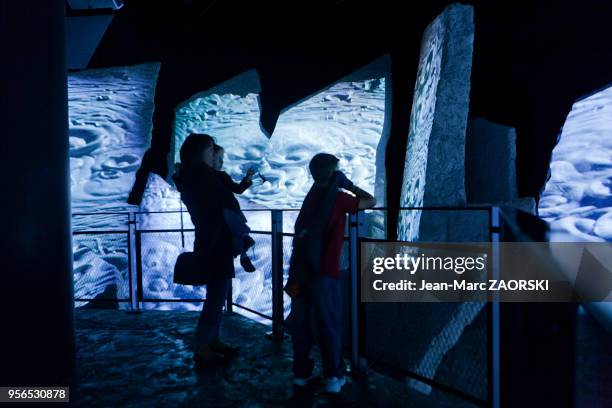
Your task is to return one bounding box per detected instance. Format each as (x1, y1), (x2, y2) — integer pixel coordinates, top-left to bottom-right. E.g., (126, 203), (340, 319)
(0, 1), (75, 386)
(366, 5), (487, 402)
(466, 116), (536, 213)
(372, 55), (393, 239)
(398, 3), (475, 242)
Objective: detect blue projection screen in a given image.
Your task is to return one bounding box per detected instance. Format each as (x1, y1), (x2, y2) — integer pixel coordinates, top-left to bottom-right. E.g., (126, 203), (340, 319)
(172, 72), (386, 210)
(70, 63), (388, 319)
(162, 68), (387, 318)
(69, 63), (159, 306)
(370, 4), (486, 403)
(540, 86), (612, 243)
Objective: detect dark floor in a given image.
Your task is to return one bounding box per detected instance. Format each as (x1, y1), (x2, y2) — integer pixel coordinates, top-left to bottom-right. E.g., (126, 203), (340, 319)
(71, 309), (476, 407)
(575, 308), (612, 408)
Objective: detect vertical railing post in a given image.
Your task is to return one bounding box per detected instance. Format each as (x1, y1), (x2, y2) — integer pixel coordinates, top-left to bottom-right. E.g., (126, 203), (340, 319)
(269, 209), (285, 340)
(134, 230), (144, 312)
(490, 206), (501, 408)
(128, 212), (141, 313)
(348, 210), (366, 373)
(179, 203), (185, 249)
(224, 280), (234, 315)
(223, 206), (233, 315)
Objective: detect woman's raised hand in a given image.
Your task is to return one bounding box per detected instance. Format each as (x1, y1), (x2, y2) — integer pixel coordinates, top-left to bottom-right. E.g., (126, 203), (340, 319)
(245, 166), (256, 180)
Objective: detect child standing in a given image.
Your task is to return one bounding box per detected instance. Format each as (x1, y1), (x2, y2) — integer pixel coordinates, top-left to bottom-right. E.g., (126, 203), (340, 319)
(286, 153), (376, 394)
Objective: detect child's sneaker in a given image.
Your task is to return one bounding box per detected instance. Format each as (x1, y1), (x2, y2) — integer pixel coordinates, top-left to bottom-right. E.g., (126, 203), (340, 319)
(240, 254), (256, 272)
(322, 376), (346, 394)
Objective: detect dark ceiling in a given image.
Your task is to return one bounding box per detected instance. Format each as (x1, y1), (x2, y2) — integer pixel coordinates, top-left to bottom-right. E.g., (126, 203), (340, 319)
(85, 0), (612, 235)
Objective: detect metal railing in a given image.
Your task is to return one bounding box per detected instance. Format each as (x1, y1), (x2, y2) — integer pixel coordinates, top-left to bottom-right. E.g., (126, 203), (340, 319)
(71, 206), (501, 407)
(72, 208), (291, 319)
(350, 207), (500, 407)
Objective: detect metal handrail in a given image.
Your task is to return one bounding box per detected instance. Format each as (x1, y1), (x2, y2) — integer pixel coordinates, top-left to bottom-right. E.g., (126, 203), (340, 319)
(72, 212), (131, 216)
(73, 229), (129, 234)
(71, 206), (498, 405)
(350, 206), (499, 407)
(375, 206), (494, 210)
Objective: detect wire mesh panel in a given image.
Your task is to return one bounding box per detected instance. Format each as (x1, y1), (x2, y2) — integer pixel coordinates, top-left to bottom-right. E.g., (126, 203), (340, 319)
(243, 209), (272, 233)
(231, 210), (273, 323)
(72, 212), (129, 232)
(364, 302), (488, 402)
(281, 236), (295, 320)
(70, 207), (492, 405)
(139, 230), (204, 311)
(73, 232), (130, 307)
(136, 210), (190, 231)
(338, 240), (351, 350)
(281, 210), (299, 235)
(363, 208), (387, 239)
(363, 209), (491, 404)
(232, 232), (274, 323)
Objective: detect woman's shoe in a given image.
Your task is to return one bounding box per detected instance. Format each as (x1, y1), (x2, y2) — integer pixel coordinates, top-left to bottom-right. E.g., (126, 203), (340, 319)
(293, 367), (320, 387)
(322, 376), (346, 394)
(193, 345), (228, 367)
(210, 338), (240, 357)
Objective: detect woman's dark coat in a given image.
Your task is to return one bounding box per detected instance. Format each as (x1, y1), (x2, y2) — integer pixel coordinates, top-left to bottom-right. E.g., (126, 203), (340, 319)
(173, 163), (236, 281)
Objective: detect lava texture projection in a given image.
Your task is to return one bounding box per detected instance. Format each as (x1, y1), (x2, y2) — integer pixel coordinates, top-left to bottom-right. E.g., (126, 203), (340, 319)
(70, 63), (159, 217)
(540, 86), (612, 242)
(69, 63), (159, 304)
(173, 72), (385, 211)
(397, 15), (444, 242)
(69, 63), (387, 318)
(398, 3), (473, 243)
(374, 4), (485, 401)
(140, 68), (387, 317)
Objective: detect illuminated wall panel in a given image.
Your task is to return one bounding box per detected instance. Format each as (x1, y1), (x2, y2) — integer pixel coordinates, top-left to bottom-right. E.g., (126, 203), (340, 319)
(69, 63), (159, 305)
(398, 4), (473, 242)
(540, 87), (612, 242)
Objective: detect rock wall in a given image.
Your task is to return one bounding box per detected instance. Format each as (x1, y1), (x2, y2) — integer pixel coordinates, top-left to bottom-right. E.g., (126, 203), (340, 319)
(398, 3), (475, 242)
(466, 116), (536, 214)
(369, 5), (489, 402)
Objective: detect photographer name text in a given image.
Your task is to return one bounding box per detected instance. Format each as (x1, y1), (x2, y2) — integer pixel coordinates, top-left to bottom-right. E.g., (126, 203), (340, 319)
(372, 279), (549, 292)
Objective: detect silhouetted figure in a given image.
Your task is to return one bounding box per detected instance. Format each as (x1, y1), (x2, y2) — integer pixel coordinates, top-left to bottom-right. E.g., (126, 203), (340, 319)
(172, 133), (240, 366)
(212, 144), (257, 272)
(286, 153), (376, 394)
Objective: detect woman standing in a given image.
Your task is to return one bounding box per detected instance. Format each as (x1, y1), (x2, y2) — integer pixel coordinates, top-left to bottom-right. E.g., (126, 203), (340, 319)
(173, 133), (238, 366)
